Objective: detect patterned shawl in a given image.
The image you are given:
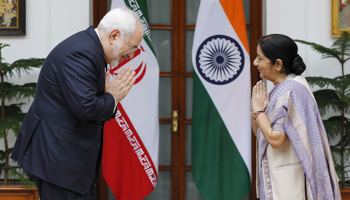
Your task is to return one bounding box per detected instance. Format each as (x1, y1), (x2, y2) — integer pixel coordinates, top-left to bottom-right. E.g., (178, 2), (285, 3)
(257, 75), (341, 200)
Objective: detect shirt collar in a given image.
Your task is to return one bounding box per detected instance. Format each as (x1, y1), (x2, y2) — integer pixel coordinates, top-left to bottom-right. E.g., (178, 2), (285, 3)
(94, 28), (101, 41)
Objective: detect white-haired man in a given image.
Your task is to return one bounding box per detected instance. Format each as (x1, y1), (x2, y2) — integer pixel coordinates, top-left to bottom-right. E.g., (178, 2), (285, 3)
(11, 7), (143, 200)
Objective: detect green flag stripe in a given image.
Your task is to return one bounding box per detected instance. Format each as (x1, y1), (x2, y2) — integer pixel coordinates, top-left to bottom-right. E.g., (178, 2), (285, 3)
(124, 0), (156, 55)
(192, 73), (251, 199)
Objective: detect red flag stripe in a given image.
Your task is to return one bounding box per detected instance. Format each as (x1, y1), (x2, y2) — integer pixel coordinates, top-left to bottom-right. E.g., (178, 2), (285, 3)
(102, 104), (158, 200)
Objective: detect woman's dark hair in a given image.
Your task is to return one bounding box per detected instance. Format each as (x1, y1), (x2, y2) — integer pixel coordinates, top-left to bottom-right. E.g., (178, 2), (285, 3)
(258, 34), (306, 75)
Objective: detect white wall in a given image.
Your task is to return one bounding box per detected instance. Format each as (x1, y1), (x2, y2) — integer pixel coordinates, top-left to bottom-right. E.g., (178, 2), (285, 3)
(2, 0), (91, 88)
(0, 0), (91, 174)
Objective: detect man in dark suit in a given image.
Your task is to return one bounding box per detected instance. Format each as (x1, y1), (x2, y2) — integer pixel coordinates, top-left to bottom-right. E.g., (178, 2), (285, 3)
(11, 7), (144, 200)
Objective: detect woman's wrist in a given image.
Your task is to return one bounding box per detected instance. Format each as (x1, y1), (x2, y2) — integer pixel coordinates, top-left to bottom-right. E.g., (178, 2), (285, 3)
(255, 111), (266, 119)
(251, 110), (266, 120)
(253, 109), (265, 116)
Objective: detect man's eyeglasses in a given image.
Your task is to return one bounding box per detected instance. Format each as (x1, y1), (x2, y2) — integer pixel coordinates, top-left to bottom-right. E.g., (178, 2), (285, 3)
(121, 34), (138, 54)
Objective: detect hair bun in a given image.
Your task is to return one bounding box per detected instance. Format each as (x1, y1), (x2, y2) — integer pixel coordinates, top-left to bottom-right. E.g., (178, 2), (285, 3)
(289, 54), (306, 75)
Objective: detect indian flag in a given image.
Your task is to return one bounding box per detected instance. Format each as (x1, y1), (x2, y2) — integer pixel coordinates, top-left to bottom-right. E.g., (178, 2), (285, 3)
(191, 0), (251, 199)
(102, 0), (159, 199)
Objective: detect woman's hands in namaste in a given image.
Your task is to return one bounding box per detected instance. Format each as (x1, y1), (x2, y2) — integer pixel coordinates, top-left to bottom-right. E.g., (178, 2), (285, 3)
(251, 80), (269, 113)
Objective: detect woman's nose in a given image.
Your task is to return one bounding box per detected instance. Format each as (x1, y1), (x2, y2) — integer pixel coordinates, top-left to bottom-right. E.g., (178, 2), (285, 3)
(253, 58), (258, 66)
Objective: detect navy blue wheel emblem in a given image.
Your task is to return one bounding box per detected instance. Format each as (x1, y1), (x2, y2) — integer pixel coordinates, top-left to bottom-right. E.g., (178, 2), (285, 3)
(196, 35), (244, 85)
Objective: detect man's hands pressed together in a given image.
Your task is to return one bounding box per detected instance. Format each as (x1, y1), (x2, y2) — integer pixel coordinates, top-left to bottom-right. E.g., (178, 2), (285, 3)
(105, 67), (136, 104)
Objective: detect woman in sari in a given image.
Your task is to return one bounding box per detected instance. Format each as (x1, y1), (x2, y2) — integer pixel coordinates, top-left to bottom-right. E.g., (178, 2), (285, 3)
(251, 34), (341, 200)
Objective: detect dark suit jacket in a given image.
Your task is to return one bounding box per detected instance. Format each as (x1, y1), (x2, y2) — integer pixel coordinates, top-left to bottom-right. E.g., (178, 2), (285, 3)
(11, 26), (115, 194)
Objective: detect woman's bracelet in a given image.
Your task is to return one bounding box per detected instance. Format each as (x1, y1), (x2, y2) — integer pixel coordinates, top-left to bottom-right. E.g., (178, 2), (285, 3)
(255, 111), (266, 119)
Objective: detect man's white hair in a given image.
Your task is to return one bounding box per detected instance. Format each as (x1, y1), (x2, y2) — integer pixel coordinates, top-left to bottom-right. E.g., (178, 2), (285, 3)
(97, 7), (142, 38)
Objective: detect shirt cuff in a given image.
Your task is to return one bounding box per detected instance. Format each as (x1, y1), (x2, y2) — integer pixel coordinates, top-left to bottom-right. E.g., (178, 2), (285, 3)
(113, 96), (117, 113)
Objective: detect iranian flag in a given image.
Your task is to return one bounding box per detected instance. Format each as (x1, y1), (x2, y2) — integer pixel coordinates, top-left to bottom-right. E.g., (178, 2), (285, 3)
(191, 0), (251, 199)
(102, 0), (159, 199)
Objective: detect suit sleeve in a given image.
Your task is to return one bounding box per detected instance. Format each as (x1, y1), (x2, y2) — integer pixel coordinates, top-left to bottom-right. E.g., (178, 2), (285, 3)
(58, 50), (115, 121)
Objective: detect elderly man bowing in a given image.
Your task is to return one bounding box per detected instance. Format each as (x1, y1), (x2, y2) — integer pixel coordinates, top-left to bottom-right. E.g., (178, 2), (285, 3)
(11, 7), (143, 200)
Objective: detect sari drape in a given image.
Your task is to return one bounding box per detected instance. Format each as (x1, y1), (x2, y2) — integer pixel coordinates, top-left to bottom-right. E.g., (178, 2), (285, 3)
(256, 75), (341, 200)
